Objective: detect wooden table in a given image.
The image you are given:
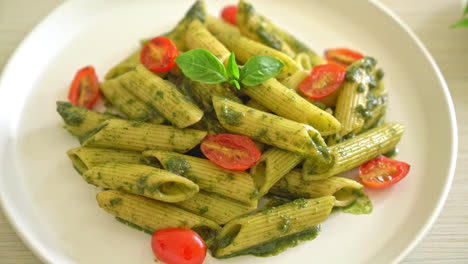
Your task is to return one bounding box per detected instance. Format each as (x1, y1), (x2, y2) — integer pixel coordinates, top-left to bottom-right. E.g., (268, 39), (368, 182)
(0, 0), (467, 263)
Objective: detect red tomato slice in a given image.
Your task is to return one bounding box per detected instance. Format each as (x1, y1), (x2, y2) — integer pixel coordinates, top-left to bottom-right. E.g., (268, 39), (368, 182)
(200, 134), (261, 171)
(140, 36), (179, 73)
(68, 66), (100, 109)
(324, 48), (364, 67)
(299, 64), (346, 100)
(359, 156), (410, 189)
(221, 5), (238, 25)
(152, 228), (206, 264)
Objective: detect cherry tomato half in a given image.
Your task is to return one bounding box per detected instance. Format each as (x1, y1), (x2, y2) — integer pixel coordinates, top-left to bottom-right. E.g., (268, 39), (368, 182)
(68, 66), (100, 109)
(200, 134), (261, 171)
(152, 228), (206, 264)
(140, 36), (179, 73)
(221, 5), (238, 25)
(299, 63), (346, 100)
(324, 48), (364, 67)
(359, 155), (410, 189)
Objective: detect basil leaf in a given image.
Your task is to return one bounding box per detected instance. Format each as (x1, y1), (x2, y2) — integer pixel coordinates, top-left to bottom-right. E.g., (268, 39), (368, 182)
(175, 49), (228, 84)
(229, 79), (240, 90)
(239, 56), (284, 86)
(226, 52), (240, 80)
(451, 18), (468, 28)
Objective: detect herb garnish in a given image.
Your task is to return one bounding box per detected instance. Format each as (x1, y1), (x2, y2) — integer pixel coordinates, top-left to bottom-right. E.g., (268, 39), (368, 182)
(174, 49), (284, 89)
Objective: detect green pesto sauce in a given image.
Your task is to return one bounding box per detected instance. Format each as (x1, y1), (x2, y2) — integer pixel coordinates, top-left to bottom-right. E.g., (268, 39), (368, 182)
(220, 105), (244, 125)
(355, 105), (371, 120)
(263, 195), (291, 208)
(256, 28), (282, 50)
(278, 216), (291, 233)
(366, 93), (379, 110)
(115, 217), (153, 235)
(110, 198), (122, 206)
(216, 226), (321, 259)
(199, 206), (209, 215)
(383, 148), (399, 158)
(375, 68), (385, 81)
(185, 0), (206, 22)
(165, 157), (191, 176)
(342, 190), (373, 215)
(156, 90), (164, 99)
(136, 176), (149, 195)
(357, 83), (365, 93)
(56, 101), (84, 126)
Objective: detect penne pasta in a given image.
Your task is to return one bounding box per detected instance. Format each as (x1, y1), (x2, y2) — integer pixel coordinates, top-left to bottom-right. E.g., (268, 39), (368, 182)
(96, 190), (220, 245)
(82, 119), (207, 153)
(212, 196), (335, 258)
(67, 147), (147, 174)
(143, 150), (258, 205)
(84, 163), (199, 202)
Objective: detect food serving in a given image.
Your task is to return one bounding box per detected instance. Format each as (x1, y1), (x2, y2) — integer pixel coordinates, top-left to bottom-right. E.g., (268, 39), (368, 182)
(56, 1), (410, 263)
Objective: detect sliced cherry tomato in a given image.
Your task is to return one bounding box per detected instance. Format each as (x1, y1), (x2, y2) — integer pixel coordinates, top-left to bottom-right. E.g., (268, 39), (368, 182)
(299, 63), (346, 100)
(140, 36), (179, 73)
(152, 228), (206, 264)
(68, 66), (100, 109)
(324, 48), (364, 67)
(359, 155), (410, 189)
(200, 134), (261, 171)
(221, 5), (238, 25)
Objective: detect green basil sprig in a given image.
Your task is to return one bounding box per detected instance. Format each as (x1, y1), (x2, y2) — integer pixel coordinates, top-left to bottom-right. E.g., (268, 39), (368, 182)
(174, 49), (284, 89)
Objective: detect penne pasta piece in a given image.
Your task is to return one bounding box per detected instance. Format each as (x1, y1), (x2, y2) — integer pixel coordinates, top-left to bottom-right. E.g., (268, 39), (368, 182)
(213, 32), (300, 80)
(212, 196), (335, 258)
(164, 0), (207, 51)
(176, 191), (257, 225)
(67, 147), (147, 174)
(56, 101), (116, 142)
(206, 15), (240, 36)
(246, 99), (271, 113)
(270, 169), (363, 207)
(333, 57), (377, 139)
(118, 65), (203, 128)
(105, 49), (140, 80)
(303, 122), (405, 180)
(242, 78), (341, 136)
(96, 190), (220, 245)
(212, 96), (332, 171)
(143, 150), (258, 205)
(294, 52), (313, 71)
(280, 69), (308, 92)
(82, 119), (207, 153)
(250, 147), (304, 197)
(236, 0), (295, 57)
(185, 19), (231, 63)
(99, 77), (165, 123)
(186, 80), (241, 113)
(84, 163), (198, 203)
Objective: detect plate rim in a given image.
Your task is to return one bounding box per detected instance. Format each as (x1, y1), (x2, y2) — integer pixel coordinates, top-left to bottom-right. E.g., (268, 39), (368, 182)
(0, 0), (458, 263)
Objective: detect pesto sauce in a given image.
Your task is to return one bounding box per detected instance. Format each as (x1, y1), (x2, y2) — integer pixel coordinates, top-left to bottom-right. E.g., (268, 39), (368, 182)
(383, 148), (399, 158)
(109, 198), (122, 206)
(215, 226), (321, 259)
(341, 190), (373, 215)
(256, 28), (282, 50)
(220, 105), (244, 125)
(165, 157), (191, 176)
(56, 101), (84, 126)
(115, 217), (153, 235)
(185, 0), (206, 22)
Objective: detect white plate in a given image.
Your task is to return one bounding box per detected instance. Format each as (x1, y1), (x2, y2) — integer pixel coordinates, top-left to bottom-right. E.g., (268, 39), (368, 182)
(0, 0), (457, 263)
